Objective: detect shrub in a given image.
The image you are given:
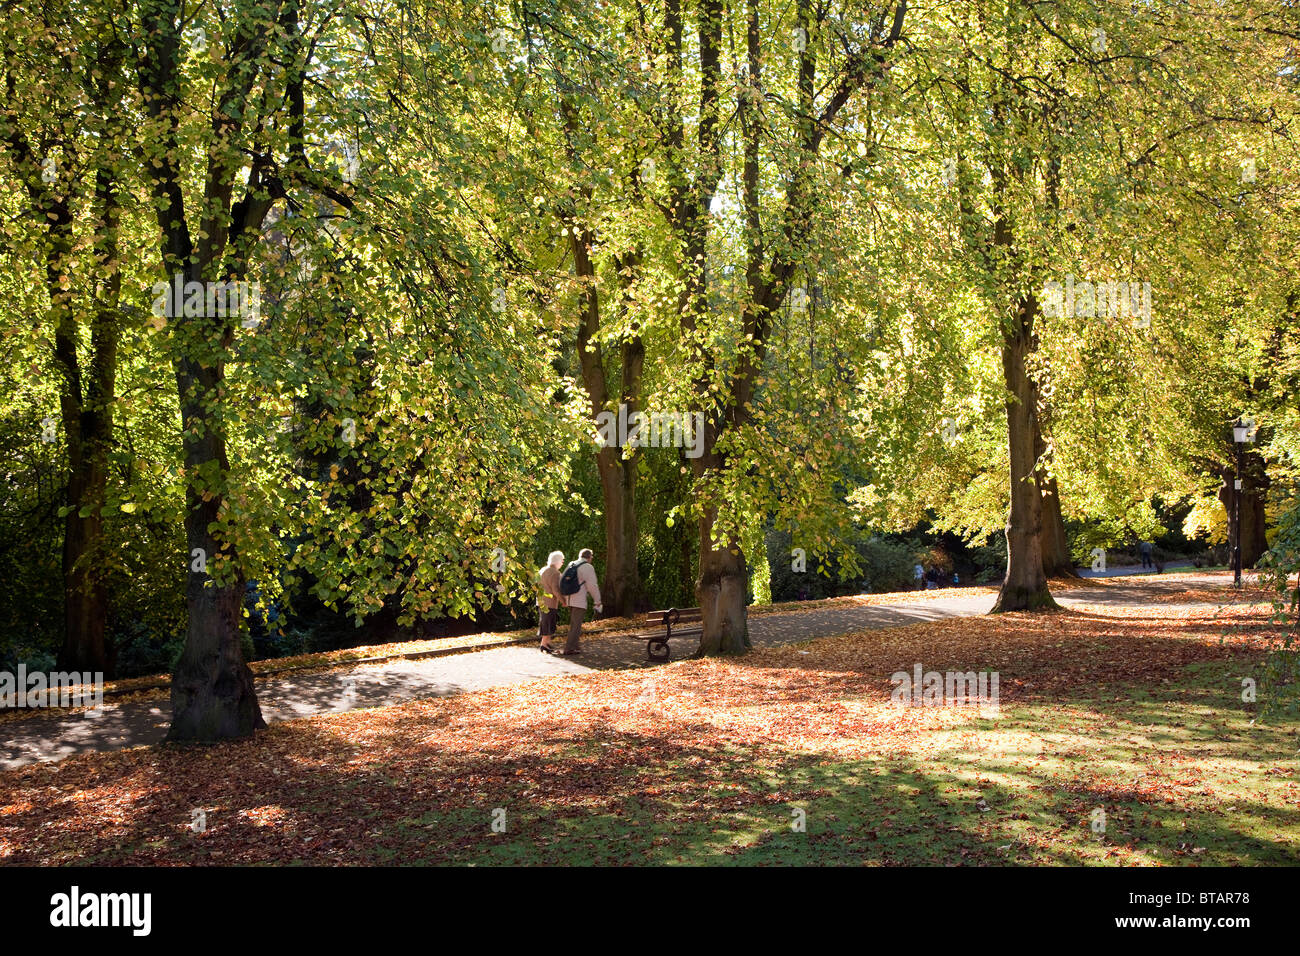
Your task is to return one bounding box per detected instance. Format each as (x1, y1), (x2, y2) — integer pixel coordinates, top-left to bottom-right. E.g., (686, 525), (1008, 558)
(968, 535), (1007, 584)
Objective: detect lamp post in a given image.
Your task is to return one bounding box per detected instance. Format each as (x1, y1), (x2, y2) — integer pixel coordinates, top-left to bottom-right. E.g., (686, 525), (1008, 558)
(1231, 418), (1253, 587)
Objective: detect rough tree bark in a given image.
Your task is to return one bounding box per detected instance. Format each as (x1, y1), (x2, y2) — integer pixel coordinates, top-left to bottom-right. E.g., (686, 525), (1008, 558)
(664, 0), (752, 653)
(167, 388), (263, 740)
(669, 0), (907, 653)
(1029, 90), (1075, 580)
(58, 166), (121, 673)
(993, 311), (1058, 611)
(1242, 451), (1270, 568)
(597, 442), (643, 615)
(2, 57), (124, 674)
(556, 88), (647, 618)
(1029, 146), (1071, 580)
(1032, 396), (1076, 578)
(139, 0), (274, 740)
(966, 24), (1057, 614)
(1218, 452), (1269, 570)
(1036, 472), (1075, 578)
(693, 0), (754, 655)
(562, 185), (646, 615)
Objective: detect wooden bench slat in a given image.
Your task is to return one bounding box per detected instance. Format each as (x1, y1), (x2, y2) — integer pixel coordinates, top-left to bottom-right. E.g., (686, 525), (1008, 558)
(644, 607), (701, 621)
(631, 626), (702, 639)
(630, 607), (705, 662)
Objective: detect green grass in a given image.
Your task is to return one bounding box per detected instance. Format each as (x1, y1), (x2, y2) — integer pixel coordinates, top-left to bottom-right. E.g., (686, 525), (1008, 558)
(7, 601), (1296, 868)
(347, 657), (1297, 866)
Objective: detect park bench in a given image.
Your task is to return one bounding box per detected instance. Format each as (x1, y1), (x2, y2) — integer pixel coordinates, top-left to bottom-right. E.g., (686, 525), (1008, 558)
(633, 607), (703, 662)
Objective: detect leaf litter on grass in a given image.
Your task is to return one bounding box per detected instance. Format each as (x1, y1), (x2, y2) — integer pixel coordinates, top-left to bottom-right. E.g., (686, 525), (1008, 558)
(0, 596), (1293, 865)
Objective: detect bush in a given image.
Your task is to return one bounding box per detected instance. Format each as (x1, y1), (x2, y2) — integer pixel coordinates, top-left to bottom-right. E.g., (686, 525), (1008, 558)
(635, 451), (697, 610)
(765, 528), (918, 600)
(968, 535), (1007, 584)
(111, 619), (186, 679)
(766, 528), (840, 601)
(860, 537), (922, 593)
(0, 644), (56, 675)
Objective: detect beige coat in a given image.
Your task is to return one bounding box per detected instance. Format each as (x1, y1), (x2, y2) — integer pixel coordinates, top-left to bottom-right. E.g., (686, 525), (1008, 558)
(538, 564), (562, 610)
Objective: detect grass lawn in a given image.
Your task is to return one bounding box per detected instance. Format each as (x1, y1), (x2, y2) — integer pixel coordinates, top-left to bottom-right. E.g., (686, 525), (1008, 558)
(1, 591), (1296, 866)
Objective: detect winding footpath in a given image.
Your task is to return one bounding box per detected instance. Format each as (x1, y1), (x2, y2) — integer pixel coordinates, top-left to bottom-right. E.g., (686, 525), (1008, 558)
(0, 570), (1240, 770)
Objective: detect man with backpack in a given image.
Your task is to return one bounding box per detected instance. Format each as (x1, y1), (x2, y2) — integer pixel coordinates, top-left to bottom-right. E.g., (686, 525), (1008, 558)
(557, 548), (602, 656)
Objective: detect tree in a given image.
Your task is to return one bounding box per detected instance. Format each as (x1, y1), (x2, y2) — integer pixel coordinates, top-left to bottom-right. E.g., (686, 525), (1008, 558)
(661, 0), (907, 652)
(0, 4), (135, 672)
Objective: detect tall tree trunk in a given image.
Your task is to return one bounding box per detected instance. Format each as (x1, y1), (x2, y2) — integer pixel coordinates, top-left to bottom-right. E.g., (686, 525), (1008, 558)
(1218, 466), (1236, 567)
(557, 91), (646, 618)
(1037, 476), (1075, 577)
(982, 54), (1057, 614)
(139, 0), (270, 740)
(598, 256), (648, 617)
(1032, 401), (1076, 578)
(167, 339), (265, 741)
(1219, 452), (1269, 570)
(694, 417), (750, 654)
(688, 0), (764, 654)
(47, 198), (115, 675)
(664, 0), (904, 652)
(663, 0), (747, 650)
(1033, 95), (1074, 580)
(565, 215), (645, 618)
(60, 416), (112, 674)
(1241, 465), (1268, 568)
(597, 443), (642, 616)
(61, 164), (122, 674)
(5, 72), (125, 673)
(992, 298), (1059, 613)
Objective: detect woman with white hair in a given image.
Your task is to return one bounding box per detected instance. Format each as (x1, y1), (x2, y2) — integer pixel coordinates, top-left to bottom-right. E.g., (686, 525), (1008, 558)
(536, 551), (565, 653)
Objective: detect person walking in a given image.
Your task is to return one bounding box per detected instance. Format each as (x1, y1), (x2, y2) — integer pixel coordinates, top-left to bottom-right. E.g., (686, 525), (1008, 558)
(914, 563), (925, 591)
(557, 548), (602, 657)
(536, 551), (564, 653)
(1139, 540), (1154, 570)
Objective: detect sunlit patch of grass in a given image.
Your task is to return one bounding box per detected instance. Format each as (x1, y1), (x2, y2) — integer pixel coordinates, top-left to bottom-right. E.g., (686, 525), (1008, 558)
(2, 599), (1296, 866)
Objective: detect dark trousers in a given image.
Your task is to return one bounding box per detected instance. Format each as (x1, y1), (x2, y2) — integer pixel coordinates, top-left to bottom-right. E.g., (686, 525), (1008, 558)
(564, 606), (586, 652)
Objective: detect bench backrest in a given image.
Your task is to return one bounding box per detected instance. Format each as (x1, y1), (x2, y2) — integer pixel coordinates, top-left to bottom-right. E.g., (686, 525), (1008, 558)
(646, 607), (703, 626)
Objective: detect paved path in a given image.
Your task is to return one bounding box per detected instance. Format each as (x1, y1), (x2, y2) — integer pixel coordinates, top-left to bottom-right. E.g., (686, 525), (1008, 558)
(1076, 560), (1197, 578)
(0, 573), (1243, 771)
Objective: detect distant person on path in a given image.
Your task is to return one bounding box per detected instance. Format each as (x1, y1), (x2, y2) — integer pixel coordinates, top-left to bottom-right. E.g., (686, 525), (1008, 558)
(536, 551), (564, 654)
(1140, 540), (1154, 570)
(914, 563), (925, 590)
(557, 548), (602, 657)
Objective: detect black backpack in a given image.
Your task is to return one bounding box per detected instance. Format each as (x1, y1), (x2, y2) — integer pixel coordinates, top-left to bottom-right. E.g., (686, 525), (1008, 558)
(559, 560), (584, 596)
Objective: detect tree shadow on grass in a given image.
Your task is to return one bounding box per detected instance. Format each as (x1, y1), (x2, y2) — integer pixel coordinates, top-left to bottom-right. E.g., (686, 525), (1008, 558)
(3, 677), (1294, 866)
(1, 604), (1292, 866)
(721, 607), (1277, 701)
